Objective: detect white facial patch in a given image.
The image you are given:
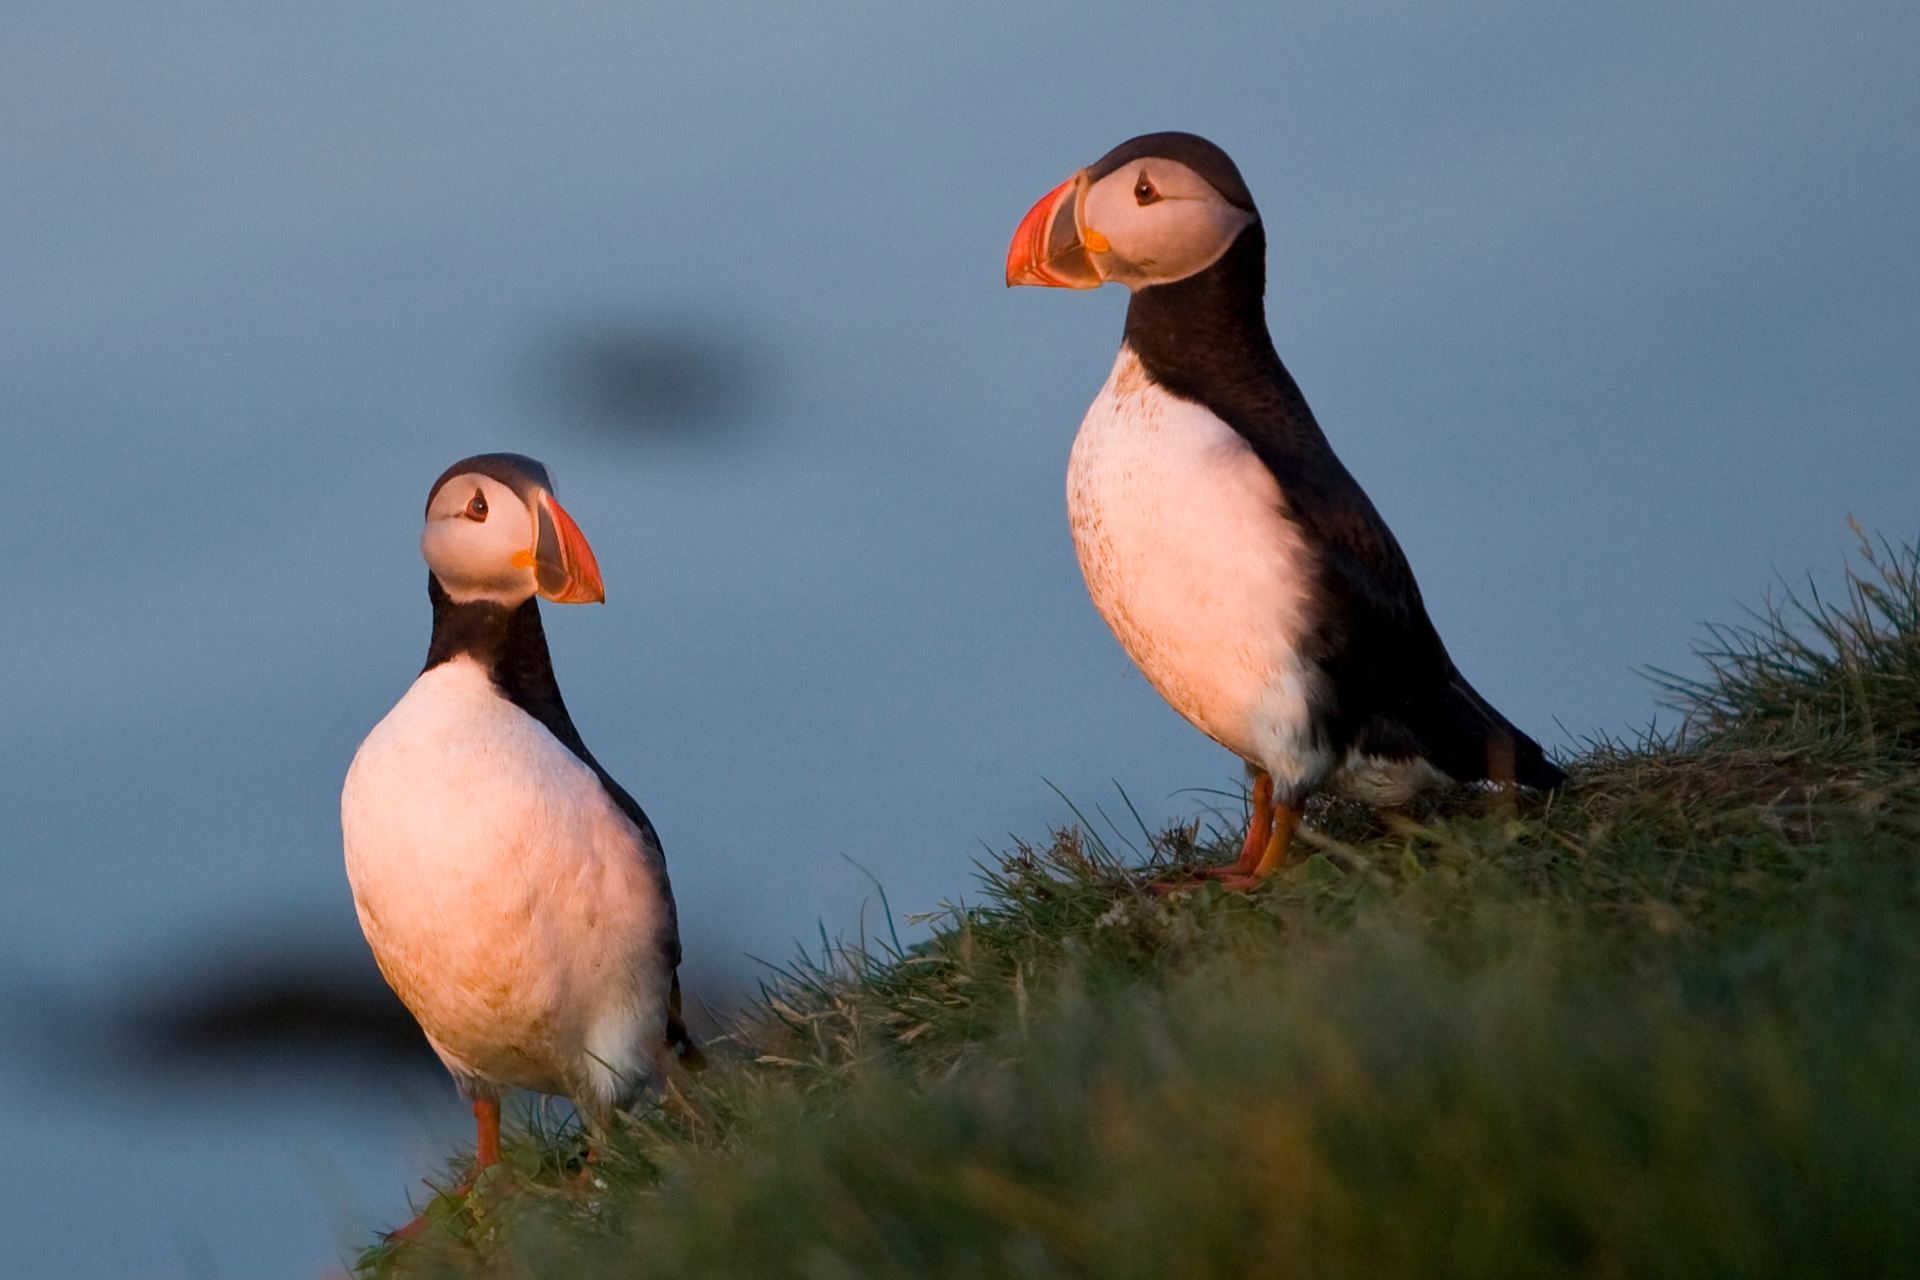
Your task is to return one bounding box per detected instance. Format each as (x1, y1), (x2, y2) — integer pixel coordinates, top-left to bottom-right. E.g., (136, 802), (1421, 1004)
(1081, 159), (1255, 289)
(420, 474), (540, 604)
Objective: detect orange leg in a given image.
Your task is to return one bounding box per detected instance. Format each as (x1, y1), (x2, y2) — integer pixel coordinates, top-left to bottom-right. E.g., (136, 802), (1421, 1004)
(1213, 803), (1302, 891)
(1152, 770), (1276, 893)
(474, 1097), (502, 1170)
(1200, 770), (1275, 879)
(386, 1097), (503, 1241)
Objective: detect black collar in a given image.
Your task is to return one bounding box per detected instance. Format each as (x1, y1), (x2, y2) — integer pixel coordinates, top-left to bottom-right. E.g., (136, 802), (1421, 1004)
(1119, 220), (1426, 622)
(421, 574), (665, 862)
(1122, 221), (1334, 462)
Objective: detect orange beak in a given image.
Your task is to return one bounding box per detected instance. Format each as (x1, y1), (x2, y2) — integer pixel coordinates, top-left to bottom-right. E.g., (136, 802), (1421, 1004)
(1005, 173), (1103, 289)
(531, 491), (604, 604)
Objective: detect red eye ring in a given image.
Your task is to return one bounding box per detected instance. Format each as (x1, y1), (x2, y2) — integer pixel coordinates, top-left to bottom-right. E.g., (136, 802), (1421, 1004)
(1134, 173), (1161, 206)
(465, 489), (489, 521)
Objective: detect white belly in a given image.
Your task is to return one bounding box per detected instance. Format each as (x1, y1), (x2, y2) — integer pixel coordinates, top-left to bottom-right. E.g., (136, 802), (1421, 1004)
(341, 657), (671, 1113)
(1067, 346), (1331, 792)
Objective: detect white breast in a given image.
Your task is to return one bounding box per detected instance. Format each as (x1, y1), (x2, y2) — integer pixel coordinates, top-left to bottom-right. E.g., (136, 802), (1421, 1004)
(1067, 345), (1331, 794)
(341, 657), (671, 1115)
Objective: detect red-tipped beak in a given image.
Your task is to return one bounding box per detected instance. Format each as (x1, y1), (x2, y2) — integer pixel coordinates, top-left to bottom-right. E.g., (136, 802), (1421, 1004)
(1005, 173), (1103, 289)
(532, 491), (604, 604)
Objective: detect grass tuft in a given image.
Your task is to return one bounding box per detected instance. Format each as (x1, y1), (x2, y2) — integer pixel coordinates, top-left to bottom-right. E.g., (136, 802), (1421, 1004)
(1651, 523), (1920, 755)
(357, 532), (1920, 1280)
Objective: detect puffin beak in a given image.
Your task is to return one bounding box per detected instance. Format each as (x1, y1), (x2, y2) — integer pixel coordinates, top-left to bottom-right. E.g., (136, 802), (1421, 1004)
(1005, 172), (1103, 289)
(527, 491), (604, 604)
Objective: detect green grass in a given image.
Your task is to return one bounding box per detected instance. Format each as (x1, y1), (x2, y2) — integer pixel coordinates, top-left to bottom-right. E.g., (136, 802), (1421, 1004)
(356, 531), (1920, 1279)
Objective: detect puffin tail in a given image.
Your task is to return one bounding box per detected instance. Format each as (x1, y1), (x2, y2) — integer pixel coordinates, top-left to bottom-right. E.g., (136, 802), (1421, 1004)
(665, 973), (707, 1071)
(1440, 672), (1567, 792)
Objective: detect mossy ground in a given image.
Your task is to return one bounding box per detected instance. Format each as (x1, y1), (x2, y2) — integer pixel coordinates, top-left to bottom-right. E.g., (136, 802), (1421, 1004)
(357, 533), (1920, 1279)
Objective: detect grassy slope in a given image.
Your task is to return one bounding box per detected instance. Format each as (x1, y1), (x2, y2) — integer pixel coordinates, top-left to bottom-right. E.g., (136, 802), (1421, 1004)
(360, 533), (1920, 1279)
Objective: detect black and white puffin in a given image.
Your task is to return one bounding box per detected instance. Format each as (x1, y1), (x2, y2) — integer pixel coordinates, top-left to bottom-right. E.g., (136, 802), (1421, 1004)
(342, 453), (697, 1180)
(1006, 132), (1564, 887)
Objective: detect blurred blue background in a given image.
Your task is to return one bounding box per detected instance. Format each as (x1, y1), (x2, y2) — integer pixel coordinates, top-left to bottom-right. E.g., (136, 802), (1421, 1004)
(2, 2), (1916, 1275)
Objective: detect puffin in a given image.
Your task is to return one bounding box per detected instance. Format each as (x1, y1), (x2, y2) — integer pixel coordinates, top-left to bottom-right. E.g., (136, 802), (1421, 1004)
(342, 452), (698, 1183)
(1006, 132), (1564, 888)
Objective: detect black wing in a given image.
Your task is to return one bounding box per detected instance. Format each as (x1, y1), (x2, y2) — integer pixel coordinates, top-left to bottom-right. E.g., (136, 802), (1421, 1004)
(474, 588), (699, 1051)
(1251, 408), (1562, 789)
(1122, 228), (1561, 788)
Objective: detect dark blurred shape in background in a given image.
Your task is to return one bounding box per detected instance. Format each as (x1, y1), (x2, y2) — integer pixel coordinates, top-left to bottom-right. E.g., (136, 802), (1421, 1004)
(120, 943), (435, 1075)
(542, 317), (758, 439)
(47, 919), (737, 1086)
(0, 920), (439, 1086)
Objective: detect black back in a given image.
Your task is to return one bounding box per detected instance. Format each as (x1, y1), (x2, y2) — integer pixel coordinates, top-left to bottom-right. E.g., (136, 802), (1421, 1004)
(1123, 223), (1564, 791)
(422, 576), (701, 1054)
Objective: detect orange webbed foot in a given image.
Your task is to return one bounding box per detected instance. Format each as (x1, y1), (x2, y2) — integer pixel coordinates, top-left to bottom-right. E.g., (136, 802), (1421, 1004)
(1151, 793), (1302, 894)
(1150, 770), (1274, 892)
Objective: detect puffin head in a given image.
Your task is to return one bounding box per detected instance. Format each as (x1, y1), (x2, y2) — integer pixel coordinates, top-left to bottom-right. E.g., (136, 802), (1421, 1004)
(420, 452), (604, 607)
(1005, 132), (1258, 292)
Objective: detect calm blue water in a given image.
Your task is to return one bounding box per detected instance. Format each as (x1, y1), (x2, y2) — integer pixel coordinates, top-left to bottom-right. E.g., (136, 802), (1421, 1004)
(3, 2), (1917, 1274)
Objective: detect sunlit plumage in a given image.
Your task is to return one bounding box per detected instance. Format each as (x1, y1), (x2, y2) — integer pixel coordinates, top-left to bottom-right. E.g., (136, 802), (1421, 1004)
(342, 453), (695, 1197)
(1010, 133), (1564, 886)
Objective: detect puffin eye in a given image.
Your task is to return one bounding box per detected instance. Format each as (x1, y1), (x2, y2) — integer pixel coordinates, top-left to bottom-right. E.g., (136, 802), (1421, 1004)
(465, 489), (489, 521)
(1134, 174), (1161, 206)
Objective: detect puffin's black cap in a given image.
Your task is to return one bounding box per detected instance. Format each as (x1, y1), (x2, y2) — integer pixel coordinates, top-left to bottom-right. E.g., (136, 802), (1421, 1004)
(1087, 132), (1258, 213)
(426, 453), (555, 515)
